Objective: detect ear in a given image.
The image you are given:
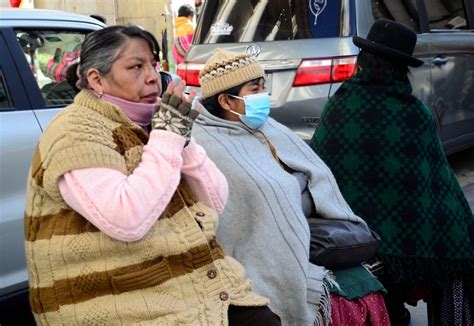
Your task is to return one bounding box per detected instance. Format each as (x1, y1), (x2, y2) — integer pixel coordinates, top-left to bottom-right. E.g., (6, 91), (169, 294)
(217, 93), (233, 112)
(86, 68), (105, 93)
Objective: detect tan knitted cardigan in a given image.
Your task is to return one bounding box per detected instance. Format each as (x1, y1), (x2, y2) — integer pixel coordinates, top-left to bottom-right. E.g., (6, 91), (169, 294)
(24, 90), (268, 325)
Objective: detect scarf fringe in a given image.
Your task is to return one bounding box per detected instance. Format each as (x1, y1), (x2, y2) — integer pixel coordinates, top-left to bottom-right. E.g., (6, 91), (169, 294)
(315, 271), (335, 326)
(377, 254), (474, 287)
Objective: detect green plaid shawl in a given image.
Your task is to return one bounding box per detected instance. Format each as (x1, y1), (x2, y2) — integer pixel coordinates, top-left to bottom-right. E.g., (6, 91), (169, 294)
(310, 69), (474, 287)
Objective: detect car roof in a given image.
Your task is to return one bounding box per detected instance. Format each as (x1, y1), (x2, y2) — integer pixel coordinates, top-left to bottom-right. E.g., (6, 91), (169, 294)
(0, 8), (106, 29)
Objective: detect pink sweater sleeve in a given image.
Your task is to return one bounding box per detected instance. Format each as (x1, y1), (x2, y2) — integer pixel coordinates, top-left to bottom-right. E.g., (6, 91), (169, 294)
(59, 130), (183, 242)
(58, 130), (228, 242)
(182, 139), (228, 213)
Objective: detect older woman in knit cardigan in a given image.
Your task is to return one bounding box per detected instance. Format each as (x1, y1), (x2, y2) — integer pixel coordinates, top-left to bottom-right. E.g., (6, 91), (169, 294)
(24, 25), (281, 325)
(192, 49), (391, 325)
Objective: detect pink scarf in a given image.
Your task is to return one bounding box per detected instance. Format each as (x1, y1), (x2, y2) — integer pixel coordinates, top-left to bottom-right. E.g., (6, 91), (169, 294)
(101, 93), (157, 132)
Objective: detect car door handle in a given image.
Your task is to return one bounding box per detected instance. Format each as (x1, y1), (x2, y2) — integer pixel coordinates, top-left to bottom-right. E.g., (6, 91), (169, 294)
(432, 57), (448, 65)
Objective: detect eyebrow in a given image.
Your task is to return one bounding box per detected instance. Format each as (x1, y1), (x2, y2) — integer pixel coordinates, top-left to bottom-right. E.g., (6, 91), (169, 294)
(125, 56), (155, 62)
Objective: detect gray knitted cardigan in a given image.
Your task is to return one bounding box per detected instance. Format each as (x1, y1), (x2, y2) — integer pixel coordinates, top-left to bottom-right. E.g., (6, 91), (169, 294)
(193, 108), (365, 325)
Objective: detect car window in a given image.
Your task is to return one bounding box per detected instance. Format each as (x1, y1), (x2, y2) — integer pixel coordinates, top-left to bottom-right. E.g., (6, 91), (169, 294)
(196, 0), (355, 44)
(371, 0), (420, 32)
(14, 29), (86, 107)
(426, 0), (467, 30)
(371, 0), (469, 32)
(0, 69), (12, 109)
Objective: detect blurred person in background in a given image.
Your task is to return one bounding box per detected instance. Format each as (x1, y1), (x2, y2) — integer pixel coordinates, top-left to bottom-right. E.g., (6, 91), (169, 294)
(174, 4), (195, 38)
(172, 4), (195, 66)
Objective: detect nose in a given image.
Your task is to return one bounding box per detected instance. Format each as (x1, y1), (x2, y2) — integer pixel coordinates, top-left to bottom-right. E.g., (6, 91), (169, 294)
(145, 64), (159, 84)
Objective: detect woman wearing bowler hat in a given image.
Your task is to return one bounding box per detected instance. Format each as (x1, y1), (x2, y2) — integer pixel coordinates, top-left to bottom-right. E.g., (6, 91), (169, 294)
(310, 19), (474, 325)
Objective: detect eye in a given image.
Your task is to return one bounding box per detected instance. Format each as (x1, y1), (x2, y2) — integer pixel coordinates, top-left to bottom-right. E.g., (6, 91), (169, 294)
(131, 64), (142, 70)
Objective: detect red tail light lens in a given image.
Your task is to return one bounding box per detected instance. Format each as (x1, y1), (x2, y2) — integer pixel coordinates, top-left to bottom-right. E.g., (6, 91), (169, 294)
(176, 63), (204, 87)
(293, 56), (357, 87)
(293, 59), (332, 86)
(332, 57), (357, 82)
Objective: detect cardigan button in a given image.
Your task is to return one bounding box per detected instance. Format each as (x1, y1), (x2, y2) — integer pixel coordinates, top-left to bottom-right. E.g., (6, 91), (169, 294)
(196, 212), (205, 217)
(207, 269), (217, 279)
(219, 291), (229, 301)
(209, 239), (218, 249)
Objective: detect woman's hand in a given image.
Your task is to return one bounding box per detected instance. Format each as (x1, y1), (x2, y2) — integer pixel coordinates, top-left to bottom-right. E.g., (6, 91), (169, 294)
(152, 81), (198, 145)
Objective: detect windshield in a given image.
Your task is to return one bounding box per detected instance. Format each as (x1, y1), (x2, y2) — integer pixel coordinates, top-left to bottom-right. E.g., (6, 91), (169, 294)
(195, 0), (355, 44)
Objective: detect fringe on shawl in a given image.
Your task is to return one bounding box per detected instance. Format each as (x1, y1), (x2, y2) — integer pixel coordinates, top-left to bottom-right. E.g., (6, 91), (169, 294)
(377, 254), (474, 289)
(315, 271), (338, 326)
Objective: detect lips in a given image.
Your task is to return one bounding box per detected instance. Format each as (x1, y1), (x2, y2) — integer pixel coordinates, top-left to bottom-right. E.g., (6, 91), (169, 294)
(141, 92), (159, 103)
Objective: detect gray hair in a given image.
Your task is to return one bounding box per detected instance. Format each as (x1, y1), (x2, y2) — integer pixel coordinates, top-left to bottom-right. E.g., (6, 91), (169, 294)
(78, 25), (160, 89)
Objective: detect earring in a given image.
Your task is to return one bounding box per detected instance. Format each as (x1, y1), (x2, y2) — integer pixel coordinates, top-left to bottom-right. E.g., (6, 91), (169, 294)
(98, 90), (104, 98)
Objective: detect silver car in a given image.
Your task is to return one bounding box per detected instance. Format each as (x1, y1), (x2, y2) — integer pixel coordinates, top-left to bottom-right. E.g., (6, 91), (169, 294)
(179, 0), (474, 154)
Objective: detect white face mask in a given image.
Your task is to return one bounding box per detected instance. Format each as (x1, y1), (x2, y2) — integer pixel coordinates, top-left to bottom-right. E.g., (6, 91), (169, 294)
(228, 92), (271, 129)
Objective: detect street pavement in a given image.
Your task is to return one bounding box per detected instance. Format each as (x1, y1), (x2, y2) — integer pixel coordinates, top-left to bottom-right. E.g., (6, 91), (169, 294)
(405, 146), (474, 326)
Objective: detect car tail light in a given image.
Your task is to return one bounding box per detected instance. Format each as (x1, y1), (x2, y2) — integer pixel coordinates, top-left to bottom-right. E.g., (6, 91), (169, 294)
(292, 59), (332, 86)
(293, 56), (357, 86)
(176, 63), (205, 86)
(332, 57), (357, 82)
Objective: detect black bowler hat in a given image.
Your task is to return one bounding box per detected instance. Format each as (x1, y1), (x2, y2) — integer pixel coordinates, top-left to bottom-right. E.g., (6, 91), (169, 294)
(353, 19), (423, 67)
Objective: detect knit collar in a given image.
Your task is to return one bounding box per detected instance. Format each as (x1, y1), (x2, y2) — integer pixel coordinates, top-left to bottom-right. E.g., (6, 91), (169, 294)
(74, 90), (149, 142)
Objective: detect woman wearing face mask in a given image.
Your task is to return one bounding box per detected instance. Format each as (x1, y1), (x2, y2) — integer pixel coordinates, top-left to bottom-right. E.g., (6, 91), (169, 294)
(193, 49), (391, 325)
(24, 28), (280, 325)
